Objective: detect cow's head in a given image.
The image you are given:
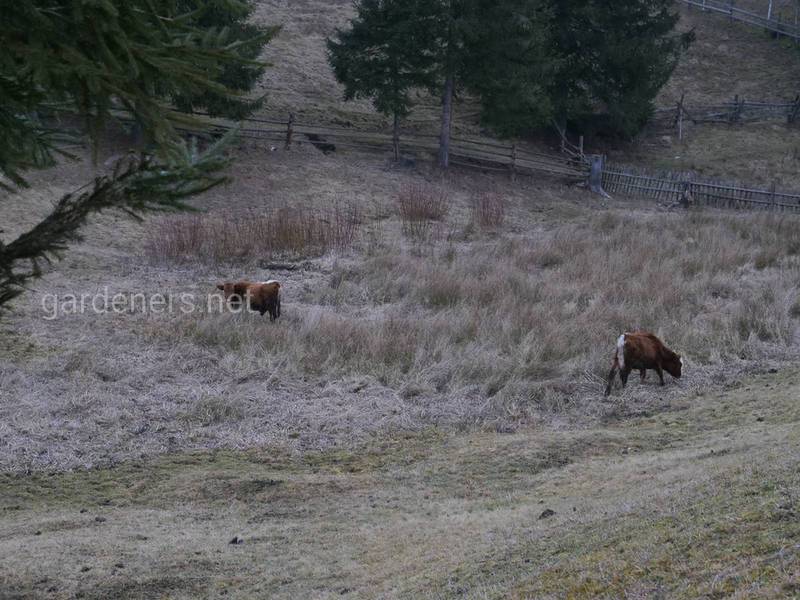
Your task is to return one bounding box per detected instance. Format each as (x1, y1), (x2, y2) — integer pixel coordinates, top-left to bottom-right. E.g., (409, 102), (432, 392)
(664, 353), (683, 378)
(217, 282), (249, 304)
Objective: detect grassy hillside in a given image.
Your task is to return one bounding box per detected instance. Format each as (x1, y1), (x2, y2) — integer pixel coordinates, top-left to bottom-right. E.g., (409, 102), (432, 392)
(600, 3), (800, 187)
(1, 369), (798, 598)
(1, 2), (800, 597)
(2, 136), (798, 472)
(249, 0), (800, 186)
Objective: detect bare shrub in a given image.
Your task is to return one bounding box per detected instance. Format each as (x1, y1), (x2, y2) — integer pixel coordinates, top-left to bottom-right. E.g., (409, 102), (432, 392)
(397, 183), (450, 223)
(402, 218), (447, 245)
(144, 203), (361, 264)
(471, 192), (505, 230)
(179, 395), (245, 427)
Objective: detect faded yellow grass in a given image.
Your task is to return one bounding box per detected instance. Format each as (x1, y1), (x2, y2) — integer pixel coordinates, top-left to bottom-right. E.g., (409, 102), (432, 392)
(1, 370), (798, 599)
(160, 209), (800, 413)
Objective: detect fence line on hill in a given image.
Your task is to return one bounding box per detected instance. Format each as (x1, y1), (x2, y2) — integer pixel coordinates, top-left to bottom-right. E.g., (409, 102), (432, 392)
(599, 162), (800, 212)
(649, 93), (800, 136)
(155, 110), (590, 180)
(679, 0), (800, 40)
(214, 109), (800, 214)
(102, 107), (800, 213)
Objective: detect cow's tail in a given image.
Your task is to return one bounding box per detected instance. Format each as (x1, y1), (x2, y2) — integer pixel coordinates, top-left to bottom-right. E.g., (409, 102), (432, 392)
(604, 334), (626, 396)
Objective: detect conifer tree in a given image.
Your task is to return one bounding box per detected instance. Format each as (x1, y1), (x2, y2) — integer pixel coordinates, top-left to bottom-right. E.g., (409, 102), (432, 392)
(330, 0), (689, 160)
(170, 0), (279, 119)
(549, 0), (692, 137)
(0, 0), (271, 310)
(460, 0), (555, 138)
(327, 0), (440, 158)
(329, 0), (553, 167)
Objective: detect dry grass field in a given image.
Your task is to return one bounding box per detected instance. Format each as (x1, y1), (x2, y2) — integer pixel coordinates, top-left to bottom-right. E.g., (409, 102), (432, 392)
(1, 135), (799, 596)
(2, 1), (800, 597)
(1, 369), (798, 598)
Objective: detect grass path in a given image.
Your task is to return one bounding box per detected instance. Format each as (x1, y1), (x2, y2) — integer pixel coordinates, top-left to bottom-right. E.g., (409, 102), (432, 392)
(1, 369), (798, 599)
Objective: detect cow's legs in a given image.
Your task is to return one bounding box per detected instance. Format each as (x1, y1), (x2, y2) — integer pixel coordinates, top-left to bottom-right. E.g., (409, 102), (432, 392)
(640, 368), (647, 382)
(620, 367), (631, 388)
(655, 365), (665, 385)
(604, 364), (619, 396)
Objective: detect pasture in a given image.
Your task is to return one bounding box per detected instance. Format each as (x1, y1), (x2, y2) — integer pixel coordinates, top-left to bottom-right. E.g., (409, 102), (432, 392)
(2, 1), (800, 597)
(2, 139), (799, 473)
(1, 136), (800, 597)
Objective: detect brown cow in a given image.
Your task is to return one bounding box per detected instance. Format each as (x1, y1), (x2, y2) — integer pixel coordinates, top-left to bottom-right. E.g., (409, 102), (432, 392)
(604, 331), (682, 396)
(217, 280), (281, 321)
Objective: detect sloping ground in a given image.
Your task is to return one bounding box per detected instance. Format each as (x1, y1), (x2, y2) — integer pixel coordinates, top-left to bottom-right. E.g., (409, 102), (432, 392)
(661, 3), (800, 105)
(252, 0), (800, 186)
(610, 4), (800, 188)
(3, 135), (799, 473)
(1, 369), (797, 599)
(251, 0), (480, 135)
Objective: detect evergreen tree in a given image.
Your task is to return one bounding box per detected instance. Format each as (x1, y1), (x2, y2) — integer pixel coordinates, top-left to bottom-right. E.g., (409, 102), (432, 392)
(330, 0), (554, 167)
(0, 0), (271, 310)
(330, 0), (689, 160)
(327, 0), (440, 158)
(460, 0), (555, 137)
(549, 0), (692, 137)
(417, 0), (553, 166)
(171, 0), (279, 119)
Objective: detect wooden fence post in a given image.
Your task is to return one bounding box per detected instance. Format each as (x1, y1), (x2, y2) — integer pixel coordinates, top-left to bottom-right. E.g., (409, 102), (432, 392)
(284, 113), (295, 150)
(730, 95), (741, 124)
(675, 93), (686, 140)
(789, 94), (800, 124)
(510, 144), (517, 181)
(588, 154), (610, 198)
(795, 2), (799, 43)
(578, 135), (584, 159)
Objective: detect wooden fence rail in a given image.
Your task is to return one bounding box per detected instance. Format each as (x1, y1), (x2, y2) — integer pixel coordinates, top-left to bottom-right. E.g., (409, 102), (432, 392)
(680, 0), (800, 40)
(650, 94), (800, 131)
(95, 107), (800, 214)
(601, 164), (800, 212)
(127, 109), (590, 181)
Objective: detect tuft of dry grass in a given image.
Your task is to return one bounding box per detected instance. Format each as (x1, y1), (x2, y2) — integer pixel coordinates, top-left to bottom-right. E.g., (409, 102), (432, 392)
(397, 182), (451, 222)
(396, 182), (453, 243)
(470, 192), (506, 230)
(144, 204), (361, 264)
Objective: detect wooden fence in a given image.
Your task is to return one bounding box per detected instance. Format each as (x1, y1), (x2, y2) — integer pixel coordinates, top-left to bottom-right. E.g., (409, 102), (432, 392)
(680, 0), (800, 40)
(600, 164), (800, 212)
(221, 109), (800, 214)
(650, 94), (800, 134)
(166, 110), (589, 181)
(107, 107), (800, 213)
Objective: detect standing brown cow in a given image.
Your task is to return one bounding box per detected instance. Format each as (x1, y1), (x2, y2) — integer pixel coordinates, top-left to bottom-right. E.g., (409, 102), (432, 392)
(604, 331), (682, 396)
(217, 280), (281, 322)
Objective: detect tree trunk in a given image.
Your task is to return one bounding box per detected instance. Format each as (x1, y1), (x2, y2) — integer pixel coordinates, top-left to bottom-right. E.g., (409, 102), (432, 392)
(438, 72), (455, 169)
(392, 112), (400, 161)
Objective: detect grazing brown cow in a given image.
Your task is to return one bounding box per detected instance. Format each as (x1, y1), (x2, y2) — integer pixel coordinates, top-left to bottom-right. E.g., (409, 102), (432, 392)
(604, 331), (682, 396)
(217, 280), (281, 321)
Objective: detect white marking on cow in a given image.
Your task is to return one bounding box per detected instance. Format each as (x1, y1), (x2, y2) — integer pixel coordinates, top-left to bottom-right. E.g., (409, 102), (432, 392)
(261, 280), (279, 285)
(616, 334), (626, 369)
(680, 356), (684, 367)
